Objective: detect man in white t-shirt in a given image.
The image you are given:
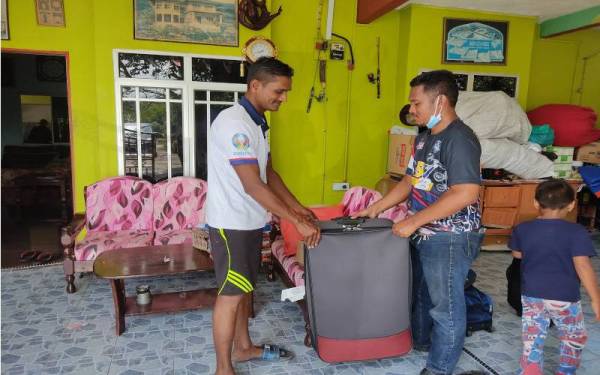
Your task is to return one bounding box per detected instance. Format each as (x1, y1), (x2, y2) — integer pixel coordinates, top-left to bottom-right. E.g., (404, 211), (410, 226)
(206, 57), (320, 375)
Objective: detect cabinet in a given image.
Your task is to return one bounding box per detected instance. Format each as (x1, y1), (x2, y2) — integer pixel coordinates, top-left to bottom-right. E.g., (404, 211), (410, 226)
(375, 176), (582, 250)
(481, 180), (580, 250)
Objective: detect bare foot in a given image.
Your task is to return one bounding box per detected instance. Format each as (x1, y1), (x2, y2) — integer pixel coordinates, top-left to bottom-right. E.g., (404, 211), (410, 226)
(231, 346), (263, 362)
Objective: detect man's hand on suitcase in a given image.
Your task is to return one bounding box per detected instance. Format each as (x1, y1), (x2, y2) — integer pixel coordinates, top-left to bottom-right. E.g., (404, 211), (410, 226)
(392, 219), (419, 238)
(294, 216), (321, 249)
(351, 205), (380, 219)
(290, 204), (318, 222)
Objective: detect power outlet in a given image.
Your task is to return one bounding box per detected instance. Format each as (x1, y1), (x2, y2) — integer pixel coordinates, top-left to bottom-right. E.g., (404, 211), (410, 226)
(332, 182), (350, 191)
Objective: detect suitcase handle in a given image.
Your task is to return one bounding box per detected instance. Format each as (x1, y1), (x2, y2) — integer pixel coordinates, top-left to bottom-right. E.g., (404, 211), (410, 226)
(332, 216), (365, 228)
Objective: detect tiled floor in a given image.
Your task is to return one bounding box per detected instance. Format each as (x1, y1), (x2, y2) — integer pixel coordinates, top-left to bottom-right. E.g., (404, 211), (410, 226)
(2, 250), (599, 375)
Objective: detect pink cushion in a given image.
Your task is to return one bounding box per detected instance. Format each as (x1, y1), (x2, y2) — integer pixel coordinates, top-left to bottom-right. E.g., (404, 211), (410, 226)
(74, 230), (153, 261)
(272, 240), (304, 286)
(85, 176), (153, 232)
(153, 177), (207, 232)
(342, 187), (383, 216)
(154, 229), (193, 246)
(380, 203), (409, 223)
(280, 204), (344, 256)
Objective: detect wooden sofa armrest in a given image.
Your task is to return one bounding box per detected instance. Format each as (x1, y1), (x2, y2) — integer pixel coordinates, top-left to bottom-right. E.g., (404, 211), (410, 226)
(62, 213), (86, 294)
(61, 213), (86, 255)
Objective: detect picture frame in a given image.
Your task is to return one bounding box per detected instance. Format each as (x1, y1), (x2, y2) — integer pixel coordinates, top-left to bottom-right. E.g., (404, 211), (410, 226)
(443, 18), (508, 65)
(134, 0), (238, 47)
(35, 0), (65, 27)
(1, 0), (9, 39)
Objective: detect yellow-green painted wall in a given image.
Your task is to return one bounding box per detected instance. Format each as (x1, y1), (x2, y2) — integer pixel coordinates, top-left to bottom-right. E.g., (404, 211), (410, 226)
(271, 0), (402, 205)
(400, 5), (537, 109)
(3, 0), (270, 211)
(271, 3), (539, 205)
(4, 1), (553, 209)
(527, 27), (600, 126)
(2, 0), (98, 212)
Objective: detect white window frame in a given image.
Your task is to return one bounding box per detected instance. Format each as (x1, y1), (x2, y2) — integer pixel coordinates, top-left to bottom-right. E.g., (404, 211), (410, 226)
(113, 49), (246, 178)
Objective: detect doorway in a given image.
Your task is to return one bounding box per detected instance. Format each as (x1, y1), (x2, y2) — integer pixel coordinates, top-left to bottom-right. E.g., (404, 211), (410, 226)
(1, 51), (73, 268)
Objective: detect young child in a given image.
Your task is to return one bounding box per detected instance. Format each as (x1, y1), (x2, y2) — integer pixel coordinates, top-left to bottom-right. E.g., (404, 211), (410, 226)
(509, 179), (600, 375)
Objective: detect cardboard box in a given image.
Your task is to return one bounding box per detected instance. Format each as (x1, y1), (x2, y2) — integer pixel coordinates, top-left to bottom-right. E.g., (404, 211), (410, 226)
(543, 146), (574, 163)
(576, 141), (600, 164)
(553, 163), (574, 178)
(387, 134), (416, 175)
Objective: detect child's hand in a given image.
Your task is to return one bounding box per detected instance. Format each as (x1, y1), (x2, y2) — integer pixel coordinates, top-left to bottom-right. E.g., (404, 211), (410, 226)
(592, 300), (600, 321)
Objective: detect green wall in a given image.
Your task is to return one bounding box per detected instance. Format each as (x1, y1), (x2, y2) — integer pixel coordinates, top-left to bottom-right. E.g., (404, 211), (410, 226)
(3, 0), (270, 210)
(271, 0), (403, 205)
(399, 5), (537, 108)
(527, 27), (600, 126)
(6, 1), (594, 210)
(271, 3), (539, 205)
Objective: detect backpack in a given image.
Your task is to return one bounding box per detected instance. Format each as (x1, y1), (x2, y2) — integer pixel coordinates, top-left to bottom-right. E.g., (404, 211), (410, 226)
(465, 270), (494, 336)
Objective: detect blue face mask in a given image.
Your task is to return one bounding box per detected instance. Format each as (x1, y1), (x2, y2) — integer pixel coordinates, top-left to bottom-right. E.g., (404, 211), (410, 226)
(425, 96), (442, 129)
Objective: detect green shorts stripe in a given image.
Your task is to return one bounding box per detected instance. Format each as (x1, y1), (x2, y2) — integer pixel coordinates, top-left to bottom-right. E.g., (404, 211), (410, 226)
(210, 226), (262, 296)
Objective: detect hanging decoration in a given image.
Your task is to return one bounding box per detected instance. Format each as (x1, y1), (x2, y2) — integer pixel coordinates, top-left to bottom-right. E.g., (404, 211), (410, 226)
(238, 0), (282, 31)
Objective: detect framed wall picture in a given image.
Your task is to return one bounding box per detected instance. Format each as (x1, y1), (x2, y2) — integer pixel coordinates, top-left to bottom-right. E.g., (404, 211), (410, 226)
(1, 0), (9, 39)
(35, 0), (65, 27)
(134, 0), (238, 47)
(443, 18), (508, 65)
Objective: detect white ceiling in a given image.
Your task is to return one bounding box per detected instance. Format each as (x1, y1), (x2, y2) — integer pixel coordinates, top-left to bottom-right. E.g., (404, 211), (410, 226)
(402, 0), (600, 21)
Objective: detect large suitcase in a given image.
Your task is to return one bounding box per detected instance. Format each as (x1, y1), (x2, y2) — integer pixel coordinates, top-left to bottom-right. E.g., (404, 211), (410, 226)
(305, 217), (412, 363)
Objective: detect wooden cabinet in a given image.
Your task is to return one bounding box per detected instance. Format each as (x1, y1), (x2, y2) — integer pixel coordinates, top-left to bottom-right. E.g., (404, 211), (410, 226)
(480, 180), (580, 250)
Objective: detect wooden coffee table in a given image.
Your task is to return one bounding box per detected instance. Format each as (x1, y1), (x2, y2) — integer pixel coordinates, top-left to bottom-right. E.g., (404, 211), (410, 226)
(94, 243), (217, 335)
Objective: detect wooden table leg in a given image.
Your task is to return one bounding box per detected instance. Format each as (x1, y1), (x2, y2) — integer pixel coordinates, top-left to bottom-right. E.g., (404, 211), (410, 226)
(110, 279), (126, 335)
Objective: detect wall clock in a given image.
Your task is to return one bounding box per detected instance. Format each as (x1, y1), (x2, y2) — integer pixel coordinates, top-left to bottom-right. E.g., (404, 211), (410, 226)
(242, 36), (278, 63)
(37, 56), (66, 82)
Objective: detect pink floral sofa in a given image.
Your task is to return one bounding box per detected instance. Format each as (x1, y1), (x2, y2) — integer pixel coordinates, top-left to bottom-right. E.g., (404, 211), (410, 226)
(269, 186), (408, 345)
(61, 176), (207, 293)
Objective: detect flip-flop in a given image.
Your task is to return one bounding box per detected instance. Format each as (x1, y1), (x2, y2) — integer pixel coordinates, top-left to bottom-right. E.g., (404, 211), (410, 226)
(35, 252), (56, 263)
(19, 250), (41, 262)
(258, 344), (293, 361)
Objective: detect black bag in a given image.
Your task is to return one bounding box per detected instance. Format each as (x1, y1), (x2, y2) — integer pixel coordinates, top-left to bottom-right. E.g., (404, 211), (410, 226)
(305, 217), (412, 363)
(464, 270), (494, 336)
(506, 258), (522, 316)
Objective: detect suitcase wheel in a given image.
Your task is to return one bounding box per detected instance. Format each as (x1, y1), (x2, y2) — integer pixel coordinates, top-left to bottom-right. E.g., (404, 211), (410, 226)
(466, 330), (472, 337)
(486, 326), (494, 333)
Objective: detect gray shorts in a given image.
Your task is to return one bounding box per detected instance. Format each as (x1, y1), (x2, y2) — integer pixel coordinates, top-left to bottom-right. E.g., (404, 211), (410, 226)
(208, 227), (262, 296)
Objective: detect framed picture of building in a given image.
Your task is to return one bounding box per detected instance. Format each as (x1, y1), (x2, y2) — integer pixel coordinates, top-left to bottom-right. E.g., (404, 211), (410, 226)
(35, 0), (66, 27)
(2, 0), (9, 39)
(443, 18), (508, 65)
(134, 0), (238, 46)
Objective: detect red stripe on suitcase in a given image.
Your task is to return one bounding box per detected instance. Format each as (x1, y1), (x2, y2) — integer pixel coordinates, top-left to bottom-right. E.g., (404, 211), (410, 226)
(316, 329), (412, 363)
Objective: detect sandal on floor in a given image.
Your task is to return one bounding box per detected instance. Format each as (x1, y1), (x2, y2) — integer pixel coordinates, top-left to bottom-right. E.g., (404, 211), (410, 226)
(258, 344), (293, 361)
(35, 252), (56, 263)
(19, 250), (41, 262)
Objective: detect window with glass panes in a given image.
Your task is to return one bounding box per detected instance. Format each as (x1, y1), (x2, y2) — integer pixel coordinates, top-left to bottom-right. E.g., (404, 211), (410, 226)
(114, 51), (246, 182)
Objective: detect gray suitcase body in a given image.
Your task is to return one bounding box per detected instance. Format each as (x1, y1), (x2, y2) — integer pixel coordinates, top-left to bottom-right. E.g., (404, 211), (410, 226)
(305, 217), (412, 362)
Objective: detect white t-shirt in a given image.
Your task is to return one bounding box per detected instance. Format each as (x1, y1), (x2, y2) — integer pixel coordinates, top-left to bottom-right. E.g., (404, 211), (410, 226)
(206, 103), (270, 230)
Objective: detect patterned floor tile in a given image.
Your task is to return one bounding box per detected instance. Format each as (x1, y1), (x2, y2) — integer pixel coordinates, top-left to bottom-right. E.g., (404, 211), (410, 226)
(2, 248), (600, 375)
